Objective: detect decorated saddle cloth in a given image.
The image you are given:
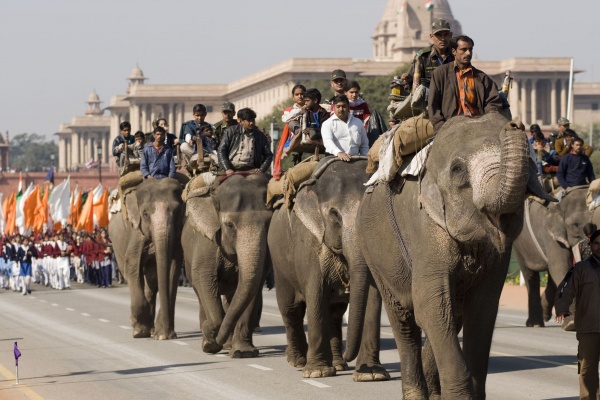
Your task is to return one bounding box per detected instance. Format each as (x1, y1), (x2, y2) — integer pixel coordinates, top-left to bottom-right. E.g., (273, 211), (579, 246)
(182, 172), (218, 202)
(267, 157), (319, 210)
(365, 113), (435, 185)
(587, 179), (600, 210)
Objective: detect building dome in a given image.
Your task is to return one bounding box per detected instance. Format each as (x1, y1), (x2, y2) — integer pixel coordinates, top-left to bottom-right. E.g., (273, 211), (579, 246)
(87, 89), (100, 103)
(129, 64), (145, 80)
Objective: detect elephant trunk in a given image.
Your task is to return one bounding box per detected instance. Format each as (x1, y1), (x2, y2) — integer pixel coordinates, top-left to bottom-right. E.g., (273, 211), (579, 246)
(216, 225), (266, 345)
(479, 122), (529, 215)
(343, 241), (370, 362)
(154, 226), (176, 334)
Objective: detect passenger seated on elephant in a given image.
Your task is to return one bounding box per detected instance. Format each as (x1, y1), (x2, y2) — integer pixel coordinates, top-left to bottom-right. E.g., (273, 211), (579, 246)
(533, 132), (559, 175)
(321, 94), (369, 162)
(217, 107), (273, 176)
(180, 129), (198, 161)
(283, 88), (329, 159)
(555, 129), (594, 158)
(112, 121), (134, 165)
(140, 126), (176, 180)
(199, 124), (219, 165)
(556, 137), (596, 189)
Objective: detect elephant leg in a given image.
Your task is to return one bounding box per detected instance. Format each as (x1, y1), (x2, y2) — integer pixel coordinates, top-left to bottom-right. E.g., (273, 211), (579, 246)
(522, 267), (544, 327)
(353, 280), (390, 382)
(126, 243), (154, 338)
(302, 279), (335, 378)
(157, 255), (181, 340)
(274, 273), (307, 368)
(422, 337), (441, 399)
(144, 264), (159, 337)
(329, 302), (348, 371)
(229, 286), (261, 359)
(541, 277), (557, 323)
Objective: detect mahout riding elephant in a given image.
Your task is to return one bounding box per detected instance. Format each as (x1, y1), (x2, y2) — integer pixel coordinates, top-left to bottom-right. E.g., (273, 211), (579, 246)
(268, 157), (389, 381)
(108, 177), (186, 340)
(344, 114), (554, 399)
(182, 173), (272, 358)
(513, 186), (590, 329)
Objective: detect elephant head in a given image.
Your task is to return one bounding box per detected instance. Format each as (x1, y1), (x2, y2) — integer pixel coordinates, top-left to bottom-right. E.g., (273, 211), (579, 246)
(185, 174), (272, 345)
(125, 177), (186, 339)
(545, 188), (591, 248)
(419, 114), (554, 252)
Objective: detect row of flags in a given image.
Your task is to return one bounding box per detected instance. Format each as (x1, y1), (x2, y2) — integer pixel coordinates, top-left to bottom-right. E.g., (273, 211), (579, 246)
(0, 173), (110, 235)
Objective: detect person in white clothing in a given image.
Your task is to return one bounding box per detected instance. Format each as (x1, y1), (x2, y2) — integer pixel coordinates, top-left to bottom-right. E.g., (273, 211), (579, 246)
(320, 94), (369, 161)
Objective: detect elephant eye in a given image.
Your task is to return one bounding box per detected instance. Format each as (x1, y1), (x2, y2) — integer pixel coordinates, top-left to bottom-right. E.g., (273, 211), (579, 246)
(328, 208), (342, 225)
(224, 221), (235, 229)
(450, 160), (469, 187)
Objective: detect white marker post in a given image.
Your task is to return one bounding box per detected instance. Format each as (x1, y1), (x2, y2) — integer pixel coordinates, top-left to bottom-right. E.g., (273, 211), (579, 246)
(14, 341), (21, 385)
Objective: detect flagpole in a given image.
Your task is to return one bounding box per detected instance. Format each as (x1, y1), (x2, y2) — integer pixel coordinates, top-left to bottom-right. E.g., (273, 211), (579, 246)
(15, 364), (19, 385)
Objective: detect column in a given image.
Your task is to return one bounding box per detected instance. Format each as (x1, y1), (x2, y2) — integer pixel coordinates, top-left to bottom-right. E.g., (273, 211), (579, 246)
(150, 105), (156, 129)
(168, 104), (174, 133)
(530, 79), (537, 125)
(66, 139), (71, 171)
(560, 79), (567, 118)
(87, 134), (93, 162)
(71, 132), (80, 170)
(79, 132), (85, 165)
(520, 80), (527, 126)
(509, 79), (519, 119)
(130, 104), (140, 132)
(550, 78), (557, 125)
(140, 104), (147, 132)
(58, 137), (66, 172)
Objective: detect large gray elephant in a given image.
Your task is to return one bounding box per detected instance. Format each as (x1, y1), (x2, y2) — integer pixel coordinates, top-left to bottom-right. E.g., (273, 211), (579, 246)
(344, 114), (554, 399)
(268, 158), (389, 382)
(513, 186), (589, 328)
(108, 177), (186, 340)
(182, 173), (272, 358)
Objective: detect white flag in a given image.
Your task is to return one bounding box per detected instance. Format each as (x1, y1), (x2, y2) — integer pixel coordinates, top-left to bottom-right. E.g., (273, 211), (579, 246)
(49, 176), (71, 225)
(16, 183), (34, 234)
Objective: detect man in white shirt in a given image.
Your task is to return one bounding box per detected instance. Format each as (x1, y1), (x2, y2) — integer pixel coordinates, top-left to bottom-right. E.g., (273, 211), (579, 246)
(321, 94), (369, 161)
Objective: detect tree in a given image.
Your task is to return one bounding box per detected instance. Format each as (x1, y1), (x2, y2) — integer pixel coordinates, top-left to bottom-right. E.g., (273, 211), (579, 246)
(9, 133), (58, 172)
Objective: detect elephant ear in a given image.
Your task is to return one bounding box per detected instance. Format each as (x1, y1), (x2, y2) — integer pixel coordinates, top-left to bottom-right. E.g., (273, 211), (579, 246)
(419, 169), (447, 231)
(294, 187), (325, 242)
(186, 190), (220, 241)
(544, 204), (570, 248)
(125, 191), (141, 230)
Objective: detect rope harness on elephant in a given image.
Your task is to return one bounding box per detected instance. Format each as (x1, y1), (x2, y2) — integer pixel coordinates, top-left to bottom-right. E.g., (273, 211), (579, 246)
(524, 198), (548, 264)
(384, 180), (412, 268)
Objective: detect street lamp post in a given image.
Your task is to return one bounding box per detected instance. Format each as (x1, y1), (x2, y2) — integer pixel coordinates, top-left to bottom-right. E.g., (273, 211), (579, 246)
(270, 117), (280, 172)
(97, 145), (102, 184)
(50, 154), (55, 170)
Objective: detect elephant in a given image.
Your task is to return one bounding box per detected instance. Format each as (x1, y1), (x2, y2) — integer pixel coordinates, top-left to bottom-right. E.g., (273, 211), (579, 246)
(108, 177), (186, 340)
(182, 173), (272, 358)
(268, 157), (389, 382)
(344, 114), (555, 399)
(513, 186), (590, 329)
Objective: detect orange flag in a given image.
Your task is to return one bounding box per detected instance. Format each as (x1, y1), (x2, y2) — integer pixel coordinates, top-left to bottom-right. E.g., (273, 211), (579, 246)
(33, 183), (50, 233)
(69, 187), (82, 227)
(93, 189), (109, 228)
(5, 192), (16, 235)
(23, 185), (40, 231)
(76, 193), (94, 233)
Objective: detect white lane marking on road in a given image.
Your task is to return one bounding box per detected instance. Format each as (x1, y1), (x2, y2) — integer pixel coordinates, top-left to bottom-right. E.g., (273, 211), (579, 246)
(215, 354), (227, 357)
(302, 380), (330, 388)
(119, 325), (132, 330)
(51, 303), (59, 307)
(39, 300), (47, 303)
(81, 313), (90, 317)
(172, 341), (189, 346)
(491, 350), (577, 370)
(29, 296), (36, 299)
(66, 308), (75, 311)
(504, 323), (523, 327)
(98, 318), (109, 323)
(248, 364), (272, 371)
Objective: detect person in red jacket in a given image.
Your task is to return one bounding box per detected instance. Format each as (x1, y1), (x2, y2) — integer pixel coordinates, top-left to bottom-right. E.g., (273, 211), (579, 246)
(81, 234), (96, 285)
(345, 80), (371, 126)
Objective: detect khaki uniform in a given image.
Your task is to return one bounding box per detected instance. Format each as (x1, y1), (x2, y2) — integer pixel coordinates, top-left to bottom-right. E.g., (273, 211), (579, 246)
(408, 44), (454, 88)
(213, 120), (238, 146)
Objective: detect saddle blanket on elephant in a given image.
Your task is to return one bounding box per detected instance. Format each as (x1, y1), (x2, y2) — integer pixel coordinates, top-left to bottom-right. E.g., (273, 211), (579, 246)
(267, 158), (319, 209)
(587, 179), (600, 209)
(365, 142), (432, 186)
(365, 114), (435, 185)
(182, 172), (217, 202)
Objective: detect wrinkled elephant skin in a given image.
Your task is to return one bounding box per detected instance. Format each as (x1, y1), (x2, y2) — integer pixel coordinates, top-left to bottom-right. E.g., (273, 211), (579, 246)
(182, 174), (271, 358)
(109, 178), (185, 341)
(269, 159), (389, 382)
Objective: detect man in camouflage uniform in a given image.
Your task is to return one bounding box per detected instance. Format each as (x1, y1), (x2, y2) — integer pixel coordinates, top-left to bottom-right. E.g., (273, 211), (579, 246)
(213, 101), (238, 146)
(401, 18), (454, 90)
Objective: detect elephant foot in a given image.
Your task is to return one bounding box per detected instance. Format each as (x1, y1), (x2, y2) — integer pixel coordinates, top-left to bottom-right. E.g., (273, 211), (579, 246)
(132, 325), (152, 338)
(333, 358), (348, 371)
(287, 353), (306, 368)
(352, 364), (390, 382)
(525, 319), (545, 328)
(302, 365), (336, 378)
(153, 330), (177, 340)
(562, 316), (576, 332)
(229, 343), (259, 358)
(202, 338), (223, 354)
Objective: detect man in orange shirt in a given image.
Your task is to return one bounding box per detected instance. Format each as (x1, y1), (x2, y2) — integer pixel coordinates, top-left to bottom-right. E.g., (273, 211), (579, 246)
(428, 35), (503, 132)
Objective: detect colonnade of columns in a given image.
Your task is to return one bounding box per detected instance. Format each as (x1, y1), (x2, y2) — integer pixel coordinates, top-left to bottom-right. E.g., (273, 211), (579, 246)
(513, 77), (571, 127)
(58, 131), (110, 172)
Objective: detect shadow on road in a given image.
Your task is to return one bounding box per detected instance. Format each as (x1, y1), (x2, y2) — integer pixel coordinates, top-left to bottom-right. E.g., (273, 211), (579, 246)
(489, 354), (577, 374)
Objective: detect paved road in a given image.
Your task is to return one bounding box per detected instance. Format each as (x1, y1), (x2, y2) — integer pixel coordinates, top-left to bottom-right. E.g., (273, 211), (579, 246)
(0, 283), (580, 400)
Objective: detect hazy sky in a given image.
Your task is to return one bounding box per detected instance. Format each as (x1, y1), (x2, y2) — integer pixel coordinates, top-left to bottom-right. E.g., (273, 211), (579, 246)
(1, 0), (599, 141)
